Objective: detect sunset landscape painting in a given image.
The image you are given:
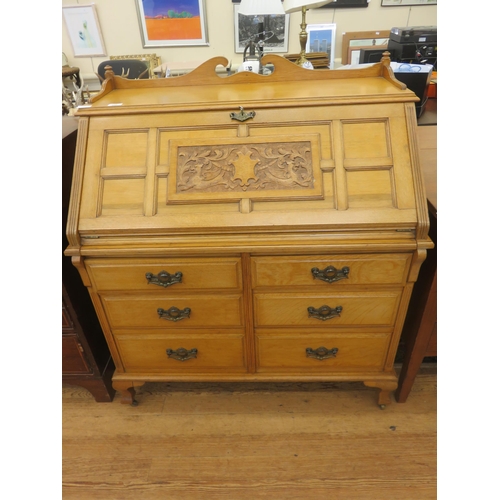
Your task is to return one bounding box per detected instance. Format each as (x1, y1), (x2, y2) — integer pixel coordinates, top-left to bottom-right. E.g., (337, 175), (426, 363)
(136, 0), (208, 47)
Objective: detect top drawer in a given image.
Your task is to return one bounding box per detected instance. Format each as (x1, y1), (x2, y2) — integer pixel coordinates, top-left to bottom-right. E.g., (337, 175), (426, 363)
(86, 257), (242, 291)
(251, 254), (411, 288)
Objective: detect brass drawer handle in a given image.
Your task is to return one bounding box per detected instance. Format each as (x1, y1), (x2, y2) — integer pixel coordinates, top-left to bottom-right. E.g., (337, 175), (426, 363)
(230, 106), (256, 122)
(306, 347), (338, 361)
(311, 266), (349, 283)
(307, 305), (342, 321)
(157, 306), (191, 322)
(146, 270), (183, 288)
(166, 347), (198, 362)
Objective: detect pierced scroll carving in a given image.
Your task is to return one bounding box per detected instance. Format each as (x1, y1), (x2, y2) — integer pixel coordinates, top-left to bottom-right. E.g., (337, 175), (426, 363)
(176, 142), (313, 193)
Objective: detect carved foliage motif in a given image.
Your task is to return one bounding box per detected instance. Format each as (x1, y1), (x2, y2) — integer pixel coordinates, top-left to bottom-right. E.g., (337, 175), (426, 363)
(176, 142), (314, 193)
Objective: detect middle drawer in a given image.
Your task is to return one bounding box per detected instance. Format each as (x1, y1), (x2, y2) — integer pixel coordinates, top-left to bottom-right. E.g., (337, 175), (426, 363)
(101, 293), (244, 329)
(254, 291), (401, 327)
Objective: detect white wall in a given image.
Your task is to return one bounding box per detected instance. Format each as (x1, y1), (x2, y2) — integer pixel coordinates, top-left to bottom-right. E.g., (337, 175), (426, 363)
(62, 0), (436, 86)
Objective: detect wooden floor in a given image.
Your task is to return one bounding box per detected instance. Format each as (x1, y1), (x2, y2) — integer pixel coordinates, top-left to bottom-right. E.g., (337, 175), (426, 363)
(62, 365), (437, 499)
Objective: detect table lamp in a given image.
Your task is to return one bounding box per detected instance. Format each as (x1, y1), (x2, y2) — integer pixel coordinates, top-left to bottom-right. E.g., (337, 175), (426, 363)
(283, 0), (332, 69)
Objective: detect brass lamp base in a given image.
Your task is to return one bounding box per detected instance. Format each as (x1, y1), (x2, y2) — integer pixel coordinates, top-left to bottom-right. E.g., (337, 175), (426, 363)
(294, 6), (314, 69)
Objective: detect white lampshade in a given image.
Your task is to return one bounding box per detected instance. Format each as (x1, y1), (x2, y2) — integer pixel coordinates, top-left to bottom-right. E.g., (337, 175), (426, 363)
(283, 0), (332, 13)
(238, 0), (285, 16)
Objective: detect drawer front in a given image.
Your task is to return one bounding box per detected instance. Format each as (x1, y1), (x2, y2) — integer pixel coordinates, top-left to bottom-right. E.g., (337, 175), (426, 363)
(102, 293), (244, 329)
(86, 257), (242, 291)
(256, 333), (390, 372)
(252, 254), (411, 288)
(62, 335), (90, 374)
(254, 291), (401, 327)
(116, 334), (246, 373)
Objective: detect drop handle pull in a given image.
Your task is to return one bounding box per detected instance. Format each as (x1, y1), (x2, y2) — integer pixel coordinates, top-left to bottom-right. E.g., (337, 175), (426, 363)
(311, 265), (349, 283)
(166, 348), (198, 362)
(306, 347), (338, 361)
(157, 306), (191, 322)
(230, 106), (256, 122)
(307, 305), (342, 321)
(146, 270), (183, 288)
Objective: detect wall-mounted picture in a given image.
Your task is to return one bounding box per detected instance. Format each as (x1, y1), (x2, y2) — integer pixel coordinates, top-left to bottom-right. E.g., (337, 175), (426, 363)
(62, 5), (106, 57)
(381, 0), (436, 5)
(234, 5), (289, 54)
(319, 0), (369, 7)
(135, 0), (208, 47)
(306, 24), (336, 69)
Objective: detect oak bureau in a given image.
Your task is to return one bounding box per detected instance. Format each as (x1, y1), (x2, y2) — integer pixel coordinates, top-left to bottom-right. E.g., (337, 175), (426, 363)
(65, 54), (432, 407)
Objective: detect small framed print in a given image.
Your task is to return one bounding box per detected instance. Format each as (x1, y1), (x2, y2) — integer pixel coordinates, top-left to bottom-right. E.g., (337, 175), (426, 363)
(62, 5), (106, 57)
(306, 24), (336, 69)
(234, 4), (289, 54)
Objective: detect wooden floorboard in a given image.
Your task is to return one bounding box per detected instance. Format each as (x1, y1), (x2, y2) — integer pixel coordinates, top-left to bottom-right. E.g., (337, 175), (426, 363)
(62, 365), (437, 499)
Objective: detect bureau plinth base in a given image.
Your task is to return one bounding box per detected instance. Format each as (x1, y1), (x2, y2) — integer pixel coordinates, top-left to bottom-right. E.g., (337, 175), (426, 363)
(112, 372), (399, 407)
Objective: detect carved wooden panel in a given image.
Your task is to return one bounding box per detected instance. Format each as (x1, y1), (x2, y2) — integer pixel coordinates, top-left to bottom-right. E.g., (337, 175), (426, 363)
(167, 134), (324, 206)
(176, 142), (313, 194)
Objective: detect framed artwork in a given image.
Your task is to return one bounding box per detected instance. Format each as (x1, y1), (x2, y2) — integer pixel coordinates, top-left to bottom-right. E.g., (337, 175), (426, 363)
(319, 0), (369, 7)
(381, 0), (436, 5)
(341, 30), (390, 65)
(234, 5), (289, 54)
(135, 0), (208, 47)
(306, 24), (336, 69)
(62, 5), (106, 57)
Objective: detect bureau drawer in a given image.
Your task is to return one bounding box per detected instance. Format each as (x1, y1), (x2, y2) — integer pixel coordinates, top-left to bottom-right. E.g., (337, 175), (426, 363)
(254, 291), (401, 327)
(256, 332), (390, 372)
(115, 334), (246, 373)
(251, 254), (411, 288)
(86, 257), (242, 291)
(101, 293), (244, 329)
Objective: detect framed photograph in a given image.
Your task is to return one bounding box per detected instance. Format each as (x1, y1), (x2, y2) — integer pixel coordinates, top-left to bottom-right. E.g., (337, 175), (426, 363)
(135, 0), (208, 47)
(234, 5), (289, 54)
(62, 5), (106, 57)
(381, 0), (436, 6)
(306, 24), (336, 70)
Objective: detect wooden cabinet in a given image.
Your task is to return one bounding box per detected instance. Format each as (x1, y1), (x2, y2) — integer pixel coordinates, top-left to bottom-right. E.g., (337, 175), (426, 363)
(66, 55), (431, 407)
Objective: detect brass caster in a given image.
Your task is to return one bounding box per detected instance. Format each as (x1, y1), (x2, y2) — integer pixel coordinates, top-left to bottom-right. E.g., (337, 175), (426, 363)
(131, 400), (139, 407)
(379, 404), (386, 410)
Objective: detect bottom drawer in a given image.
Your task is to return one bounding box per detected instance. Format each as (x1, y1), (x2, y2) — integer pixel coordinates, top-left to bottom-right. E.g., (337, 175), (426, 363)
(256, 332), (391, 372)
(116, 334), (247, 374)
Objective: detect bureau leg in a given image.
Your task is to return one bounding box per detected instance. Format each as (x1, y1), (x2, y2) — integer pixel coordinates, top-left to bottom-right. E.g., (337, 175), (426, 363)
(113, 381), (144, 405)
(363, 380), (398, 408)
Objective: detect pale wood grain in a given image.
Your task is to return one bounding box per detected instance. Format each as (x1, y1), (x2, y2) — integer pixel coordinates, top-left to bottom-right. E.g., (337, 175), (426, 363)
(63, 368), (436, 499)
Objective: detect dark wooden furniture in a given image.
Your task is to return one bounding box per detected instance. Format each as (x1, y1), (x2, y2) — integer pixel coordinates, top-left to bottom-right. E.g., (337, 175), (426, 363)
(62, 123), (115, 402)
(395, 124), (437, 402)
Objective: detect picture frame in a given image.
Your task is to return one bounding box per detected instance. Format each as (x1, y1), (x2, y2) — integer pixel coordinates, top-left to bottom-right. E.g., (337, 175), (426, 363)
(110, 54), (162, 79)
(319, 0), (369, 7)
(135, 0), (208, 47)
(234, 5), (289, 54)
(306, 24), (336, 70)
(62, 5), (106, 57)
(341, 30), (390, 65)
(381, 0), (436, 6)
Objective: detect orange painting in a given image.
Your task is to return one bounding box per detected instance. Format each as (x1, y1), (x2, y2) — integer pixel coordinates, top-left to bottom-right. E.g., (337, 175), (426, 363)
(145, 17), (202, 41)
